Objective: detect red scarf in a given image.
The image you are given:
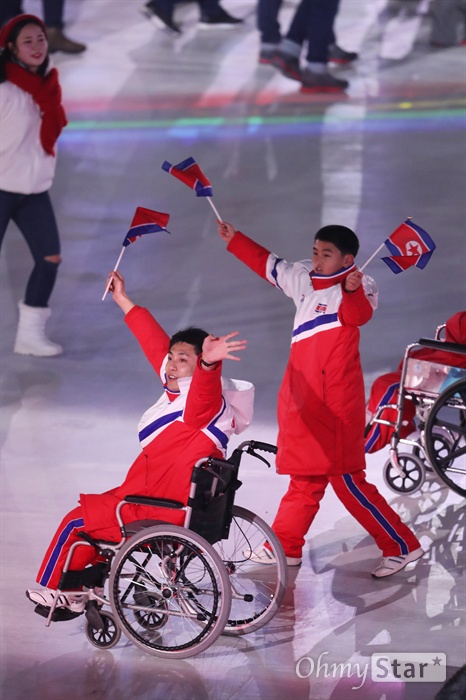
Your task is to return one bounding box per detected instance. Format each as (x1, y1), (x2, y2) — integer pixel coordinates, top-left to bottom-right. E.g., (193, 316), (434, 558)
(310, 264), (356, 290)
(5, 61), (67, 156)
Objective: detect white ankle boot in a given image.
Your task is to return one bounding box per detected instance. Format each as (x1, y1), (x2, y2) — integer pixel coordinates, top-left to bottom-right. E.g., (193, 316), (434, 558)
(13, 301), (63, 356)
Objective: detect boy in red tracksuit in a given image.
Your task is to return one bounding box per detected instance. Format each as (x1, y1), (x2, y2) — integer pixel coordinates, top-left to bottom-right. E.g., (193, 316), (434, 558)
(217, 221), (423, 578)
(26, 270), (254, 614)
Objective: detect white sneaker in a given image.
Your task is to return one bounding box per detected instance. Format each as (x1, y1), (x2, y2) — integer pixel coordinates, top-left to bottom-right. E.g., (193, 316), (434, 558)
(26, 587), (87, 613)
(244, 545), (302, 567)
(371, 547), (424, 578)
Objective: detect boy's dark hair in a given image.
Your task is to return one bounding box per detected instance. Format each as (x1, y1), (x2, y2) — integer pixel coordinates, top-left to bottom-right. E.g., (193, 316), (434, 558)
(0, 17), (49, 81)
(169, 327), (209, 355)
(315, 225), (360, 257)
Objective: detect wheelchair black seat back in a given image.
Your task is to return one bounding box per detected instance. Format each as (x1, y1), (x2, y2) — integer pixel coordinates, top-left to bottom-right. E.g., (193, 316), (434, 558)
(36, 440), (288, 659)
(187, 457), (240, 544)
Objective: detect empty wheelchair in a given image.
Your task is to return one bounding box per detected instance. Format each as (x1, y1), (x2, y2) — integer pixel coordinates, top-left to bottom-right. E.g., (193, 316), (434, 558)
(34, 440), (288, 659)
(366, 330), (466, 497)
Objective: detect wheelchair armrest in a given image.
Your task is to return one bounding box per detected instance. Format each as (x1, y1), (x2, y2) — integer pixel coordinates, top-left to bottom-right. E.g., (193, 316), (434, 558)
(418, 338), (466, 355)
(124, 495), (185, 509)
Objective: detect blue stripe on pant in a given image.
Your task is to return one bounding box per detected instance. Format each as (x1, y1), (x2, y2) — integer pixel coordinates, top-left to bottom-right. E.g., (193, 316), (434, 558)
(342, 474), (410, 555)
(39, 517), (85, 586)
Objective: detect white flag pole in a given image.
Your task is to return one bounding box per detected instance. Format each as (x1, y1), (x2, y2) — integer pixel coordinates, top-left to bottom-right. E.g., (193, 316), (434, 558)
(102, 247), (126, 301)
(206, 197), (223, 222)
(359, 243), (385, 272)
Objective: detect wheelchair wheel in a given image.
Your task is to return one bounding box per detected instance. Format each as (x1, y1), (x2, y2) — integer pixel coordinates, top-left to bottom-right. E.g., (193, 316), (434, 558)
(109, 525), (232, 659)
(214, 506), (288, 636)
(415, 430), (454, 473)
(383, 453), (426, 494)
(133, 592), (168, 630)
(425, 378), (466, 497)
(85, 610), (121, 649)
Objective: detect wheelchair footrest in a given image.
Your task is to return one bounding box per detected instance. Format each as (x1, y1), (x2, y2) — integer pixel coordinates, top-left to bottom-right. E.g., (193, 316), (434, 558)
(85, 602), (106, 631)
(33, 603), (82, 622)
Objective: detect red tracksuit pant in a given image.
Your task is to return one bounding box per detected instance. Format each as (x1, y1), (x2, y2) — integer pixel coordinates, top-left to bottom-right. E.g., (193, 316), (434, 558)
(271, 470), (421, 559)
(37, 506), (107, 589)
(37, 504), (186, 590)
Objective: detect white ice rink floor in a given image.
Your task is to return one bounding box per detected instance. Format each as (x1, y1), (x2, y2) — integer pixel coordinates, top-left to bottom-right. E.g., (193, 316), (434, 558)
(1, 1), (465, 698)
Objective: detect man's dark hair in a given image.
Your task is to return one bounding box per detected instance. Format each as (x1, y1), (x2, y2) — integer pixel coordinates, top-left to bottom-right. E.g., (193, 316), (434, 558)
(169, 327), (209, 355)
(315, 224), (360, 257)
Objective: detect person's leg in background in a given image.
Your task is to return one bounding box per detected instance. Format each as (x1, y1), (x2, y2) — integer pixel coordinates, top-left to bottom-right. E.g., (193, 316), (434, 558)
(299, 0), (350, 92)
(196, 0), (244, 29)
(430, 0), (466, 47)
(141, 1), (243, 34)
(0, 0), (21, 26)
(270, 0), (358, 87)
(269, 0), (309, 80)
(256, 0), (283, 63)
(0, 191), (63, 356)
(141, 0), (181, 35)
(42, 0), (86, 53)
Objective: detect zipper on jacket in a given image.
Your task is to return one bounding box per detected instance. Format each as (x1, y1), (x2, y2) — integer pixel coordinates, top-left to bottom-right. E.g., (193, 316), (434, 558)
(322, 369), (327, 404)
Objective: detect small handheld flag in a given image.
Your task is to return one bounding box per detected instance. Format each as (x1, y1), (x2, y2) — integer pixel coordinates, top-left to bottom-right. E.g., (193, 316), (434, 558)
(162, 157), (212, 197)
(123, 207), (170, 246)
(381, 219), (436, 273)
(360, 219), (436, 273)
(162, 156), (223, 221)
(102, 207), (170, 301)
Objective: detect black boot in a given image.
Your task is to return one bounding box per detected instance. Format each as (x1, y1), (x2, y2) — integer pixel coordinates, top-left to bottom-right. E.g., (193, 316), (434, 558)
(46, 27), (86, 54)
(140, 2), (181, 34)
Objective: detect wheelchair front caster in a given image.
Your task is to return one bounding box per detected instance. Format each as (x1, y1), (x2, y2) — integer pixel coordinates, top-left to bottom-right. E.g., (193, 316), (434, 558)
(85, 610), (121, 649)
(133, 591), (168, 630)
(383, 453), (426, 494)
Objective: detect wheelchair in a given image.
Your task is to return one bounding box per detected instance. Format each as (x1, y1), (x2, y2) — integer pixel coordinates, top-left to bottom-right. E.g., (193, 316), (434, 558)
(367, 327), (466, 497)
(32, 440), (288, 659)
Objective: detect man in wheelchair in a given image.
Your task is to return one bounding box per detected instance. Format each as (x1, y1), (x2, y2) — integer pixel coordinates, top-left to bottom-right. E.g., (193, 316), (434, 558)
(26, 270), (254, 615)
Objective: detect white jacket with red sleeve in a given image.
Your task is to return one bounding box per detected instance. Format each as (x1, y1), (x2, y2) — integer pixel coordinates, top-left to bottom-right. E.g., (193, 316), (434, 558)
(0, 81), (56, 194)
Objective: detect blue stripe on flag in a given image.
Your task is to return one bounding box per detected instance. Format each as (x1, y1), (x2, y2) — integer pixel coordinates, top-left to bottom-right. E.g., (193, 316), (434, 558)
(130, 223), (164, 235)
(381, 256), (405, 274)
(175, 156), (195, 171)
(416, 251), (435, 270)
(408, 220), (436, 250)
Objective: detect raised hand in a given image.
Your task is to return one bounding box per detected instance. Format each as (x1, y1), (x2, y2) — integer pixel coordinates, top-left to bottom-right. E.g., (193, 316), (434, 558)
(344, 270), (363, 292)
(216, 220), (236, 244)
(202, 331), (247, 365)
(107, 270), (135, 314)
(107, 269), (125, 294)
